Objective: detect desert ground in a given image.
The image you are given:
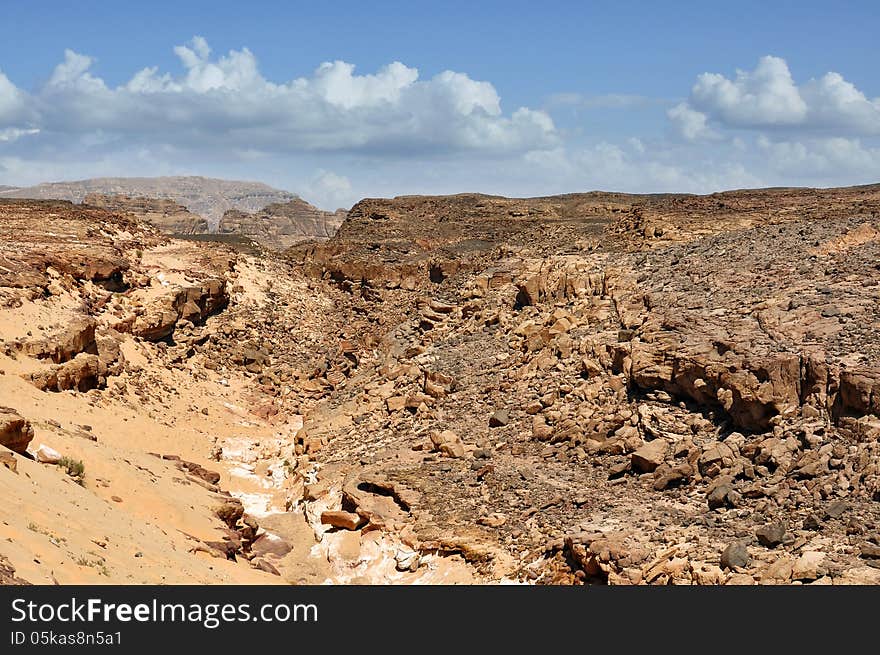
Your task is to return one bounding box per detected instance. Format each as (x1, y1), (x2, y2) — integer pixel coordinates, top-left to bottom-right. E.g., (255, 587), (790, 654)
(1, 184), (879, 585)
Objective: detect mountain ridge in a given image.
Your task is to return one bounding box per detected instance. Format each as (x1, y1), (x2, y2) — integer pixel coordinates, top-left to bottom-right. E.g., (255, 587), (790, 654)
(0, 175), (298, 227)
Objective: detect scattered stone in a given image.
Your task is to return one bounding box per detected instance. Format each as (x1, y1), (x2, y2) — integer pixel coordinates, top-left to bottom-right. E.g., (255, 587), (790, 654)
(631, 439), (667, 473)
(707, 483), (733, 510)
(395, 548), (420, 572)
(720, 542), (751, 570)
(756, 522), (787, 548)
(251, 558), (281, 576)
(792, 551), (826, 581)
(824, 500), (849, 519)
(489, 409), (510, 428)
(802, 514), (822, 531)
(859, 543), (880, 559)
(477, 513), (507, 528)
(430, 430), (465, 458)
(321, 510), (365, 531)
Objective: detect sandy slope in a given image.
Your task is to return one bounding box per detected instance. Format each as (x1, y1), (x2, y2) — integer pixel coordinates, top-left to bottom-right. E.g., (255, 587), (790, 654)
(0, 350), (278, 583)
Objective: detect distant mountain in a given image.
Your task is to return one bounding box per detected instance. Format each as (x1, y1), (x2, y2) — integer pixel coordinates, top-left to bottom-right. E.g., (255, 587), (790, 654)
(0, 185), (20, 193)
(219, 199), (347, 250)
(0, 176), (297, 228)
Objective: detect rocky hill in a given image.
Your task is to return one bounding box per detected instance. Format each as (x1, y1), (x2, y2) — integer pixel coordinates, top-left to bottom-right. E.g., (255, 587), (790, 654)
(84, 193), (209, 235)
(219, 199), (347, 251)
(1, 184), (879, 586)
(0, 176), (297, 228)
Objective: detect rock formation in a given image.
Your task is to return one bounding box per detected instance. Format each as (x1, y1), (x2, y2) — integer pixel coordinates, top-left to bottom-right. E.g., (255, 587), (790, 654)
(84, 193), (209, 235)
(219, 199), (347, 251)
(0, 176), (297, 227)
(1, 184), (879, 586)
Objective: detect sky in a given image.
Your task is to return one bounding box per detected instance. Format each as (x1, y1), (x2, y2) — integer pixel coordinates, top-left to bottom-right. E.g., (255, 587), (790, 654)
(1, 0), (879, 209)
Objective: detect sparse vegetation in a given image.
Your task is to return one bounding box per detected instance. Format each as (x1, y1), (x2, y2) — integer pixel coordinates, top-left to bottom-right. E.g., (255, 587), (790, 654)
(75, 556), (110, 577)
(58, 456), (85, 483)
(27, 523), (66, 546)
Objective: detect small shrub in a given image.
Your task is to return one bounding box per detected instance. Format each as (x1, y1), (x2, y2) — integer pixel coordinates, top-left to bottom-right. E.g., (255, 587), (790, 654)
(58, 456), (85, 481)
(76, 557), (110, 576)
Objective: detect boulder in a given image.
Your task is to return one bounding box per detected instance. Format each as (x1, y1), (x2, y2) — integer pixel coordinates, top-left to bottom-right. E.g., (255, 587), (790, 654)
(321, 510), (365, 531)
(430, 430), (465, 458)
(489, 409), (510, 427)
(34, 444), (62, 464)
(631, 439), (668, 473)
(720, 542), (751, 570)
(756, 521), (787, 548)
(0, 409), (34, 454)
(792, 551), (826, 581)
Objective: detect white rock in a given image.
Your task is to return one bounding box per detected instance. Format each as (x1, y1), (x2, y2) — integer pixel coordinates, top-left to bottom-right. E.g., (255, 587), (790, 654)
(34, 444), (62, 464)
(395, 548), (419, 572)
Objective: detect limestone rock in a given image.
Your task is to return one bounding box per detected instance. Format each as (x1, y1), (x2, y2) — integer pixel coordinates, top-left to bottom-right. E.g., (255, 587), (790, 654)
(0, 409), (34, 455)
(34, 444), (62, 464)
(430, 430), (465, 458)
(631, 439), (668, 473)
(321, 510), (365, 531)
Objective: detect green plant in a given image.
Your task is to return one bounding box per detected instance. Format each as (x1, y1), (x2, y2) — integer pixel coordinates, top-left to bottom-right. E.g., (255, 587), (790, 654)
(58, 456), (85, 481)
(76, 556), (110, 576)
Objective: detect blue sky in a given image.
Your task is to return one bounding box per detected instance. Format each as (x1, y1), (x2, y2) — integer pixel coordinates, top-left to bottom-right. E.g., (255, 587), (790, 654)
(1, 1), (879, 208)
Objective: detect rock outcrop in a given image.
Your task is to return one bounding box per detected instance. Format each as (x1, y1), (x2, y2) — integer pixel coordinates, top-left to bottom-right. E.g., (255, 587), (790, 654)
(127, 279), (228, 341)
(219, 199), (346, 251)
(84, 193), (209, 235)
(2, 176), (297, 227)
(0, 408), (34, 454)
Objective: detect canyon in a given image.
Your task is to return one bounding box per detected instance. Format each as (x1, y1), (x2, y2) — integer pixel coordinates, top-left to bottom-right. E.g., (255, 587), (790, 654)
(0, 183), (878, 585)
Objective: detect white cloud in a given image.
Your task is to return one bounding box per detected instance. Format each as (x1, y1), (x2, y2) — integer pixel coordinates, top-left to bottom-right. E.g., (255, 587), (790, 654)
(667, 102), (716, 141)
(302, 170), (355, 210)
(0, 70), (30, 125)
(47, 50), (102, 89)
(0, 127), (39, 143)
(674, 55), (880, 136)
(0, 37), (558, 157)
(801, 72), (880, 134)
(691, 56), (807, 126)
(523, 142), (764, 194)
(757, 135), (880, 181)
(627, 137), (645, 154)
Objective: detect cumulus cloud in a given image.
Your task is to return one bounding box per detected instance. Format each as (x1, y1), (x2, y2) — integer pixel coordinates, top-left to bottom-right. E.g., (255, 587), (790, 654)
(801, 72), (880, 134)
(0, 37), (557, 157)
(757, 135), (880, 181)
(303, 170), (355, 210)
(4, 41), (880, 201)
(691, 56), (808, 126)
(667, 102), (716, 141)
(672, 55), (880, 136)
(523, 142), (764, 194)
(0, 70), (30, 125)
